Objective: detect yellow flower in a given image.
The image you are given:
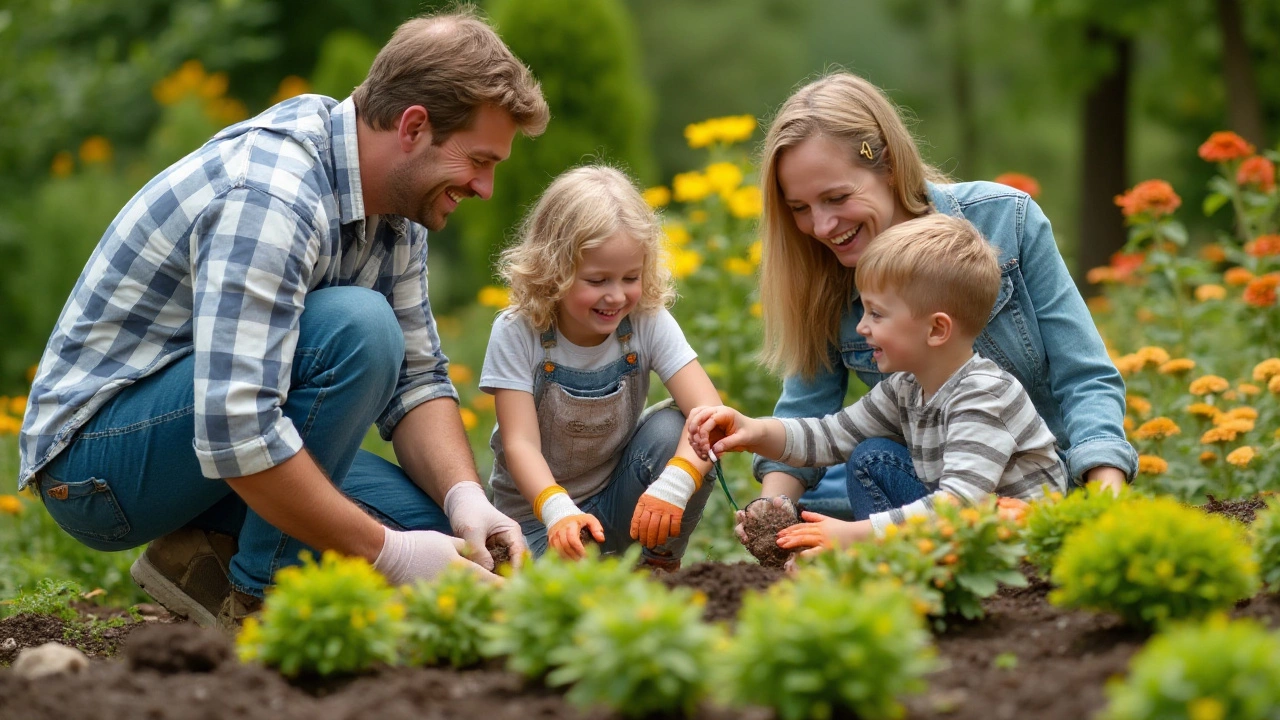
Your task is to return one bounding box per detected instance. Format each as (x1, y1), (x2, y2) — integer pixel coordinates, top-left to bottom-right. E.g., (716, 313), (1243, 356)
(642, 186), (671, 209)
(684, 115), (756, 148)
(1134, 417), (1180, 440)
(882, 523), (899, 539)
(79, 136), (113, 165)
(269, 75), (311, 105)
(1199, 451), (1218, 465)
(704, 162), (743, 196)
(663, 223), (691, 248)
(1123, 416), (1134, 433)
(1187, 697), (1225, 720)
(1194, 284), (1226, 301)
(1226, 446), (1256, 468)
(1253, 358), (1280, 382)
(477, 285), (509, 309)
(1238, 383), (1260, 396)
(0, 495), (23, 515)
(1157, 358), (1196, 375)
(459, 408), (478, 431)
(1225, 406), (1258, 421)
(683, 122), (717, 149)
(749, 302), (762, 318)
(0, 414), (20, 436)
(448, 364), (474, 385)
(672, 171), (711, 203)
(1136, 346), (1170, 367)
(50, 151), (74, 178)
(1271, 376), (1280, 394)
(727, 186), (762, 219)
(1187, 403), (1221, 419)
(667, 248), (703, 279)
(8, 395), (26, 417)
(1189, 375), (1230, 396)
(748, 240), (763, 265)
(1213, 417), (1254, 433)
(199, 71), (229, 100)
(153, 60), (207, 106)
(724, 257), (755, 276)
(471, 394), (495, 412)
(1125, 395), (1152, 416)
(207, 97), (248, 125)
(1201, 427), (1239, 444)
(436, 593), (457, 617)
(26, 364), (37, 384)
(1137, 455), (1168, 475)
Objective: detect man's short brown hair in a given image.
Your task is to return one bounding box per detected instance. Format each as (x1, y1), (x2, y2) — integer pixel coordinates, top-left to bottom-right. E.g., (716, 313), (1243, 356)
(353, 7), (549, 142)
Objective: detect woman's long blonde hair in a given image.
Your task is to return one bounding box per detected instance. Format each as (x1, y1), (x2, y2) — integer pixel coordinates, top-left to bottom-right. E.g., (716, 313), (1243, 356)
(498, 165), (674, 331)
(758, 72), (948, 379)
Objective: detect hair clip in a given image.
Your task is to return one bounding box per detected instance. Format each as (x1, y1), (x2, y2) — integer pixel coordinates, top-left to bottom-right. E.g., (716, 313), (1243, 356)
(860, 141), (874, 161)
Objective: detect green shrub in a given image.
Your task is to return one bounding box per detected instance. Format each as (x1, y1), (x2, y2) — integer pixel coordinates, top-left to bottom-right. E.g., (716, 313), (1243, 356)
(1023, 482), (1132, 575)
(483, 545), (649, 678)
(1252, 496), (1280, 593)
(5, 578), (82, 622)
(721, 577), (935, 720)
(797, 522), (948, 619)
(1050, 497), (1258, 628)
(1102, 615), (1280, 720)
(400, 564), (498, 668)
(547, 581), (719, 717)
(236, 551), (405, 676)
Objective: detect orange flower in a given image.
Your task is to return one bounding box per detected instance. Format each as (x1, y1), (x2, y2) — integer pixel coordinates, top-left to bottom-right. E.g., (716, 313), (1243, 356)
(1198, 131), (1254, 163)
(1224, 267), (1255, 286)
(1137, 455), (1168, 476)
(1136, 346), (1170, 367)
(1242, 273), (1279, 308)
(1201, 426), (1239, 444)
(50, 151), (74, 178)
(1253, 359), (1280, 382)
(1226, 446), (1256, 468)
(1086, 296), (1112, 313)
(1225, 407), (1258, 421)
(1187, 403), (1222, 420)
(1189, 375), (1230, 396)
(1086, 266), (1114, 285)
(1245, 235), (1280, 258)
(1158, 359), (1196, 375)
(1199, 244), (1228, 263)
(1126, 395), (1152, 416)
(1134, 417), (1180, 440)
(1194, 284), (1226, 302)
(1114, 180), (1181, 219)
(993, 173), (1041, 199)
(1271, 376), (1280, 394)
(1237, 156), (1276, 192)
(1199, 451), (1218, 465)
(79, 136), (113, 164)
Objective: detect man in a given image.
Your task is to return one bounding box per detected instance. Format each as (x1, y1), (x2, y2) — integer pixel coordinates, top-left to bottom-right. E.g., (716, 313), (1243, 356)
(18, 9), (549, 630)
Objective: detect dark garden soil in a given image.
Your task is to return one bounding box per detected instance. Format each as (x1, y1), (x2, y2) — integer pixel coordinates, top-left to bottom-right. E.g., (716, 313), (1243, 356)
(4, 563), (1280, 720)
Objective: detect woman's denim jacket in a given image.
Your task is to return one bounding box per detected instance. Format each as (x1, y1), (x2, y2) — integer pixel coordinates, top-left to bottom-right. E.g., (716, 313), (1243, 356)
(754, 181), (1138, 488)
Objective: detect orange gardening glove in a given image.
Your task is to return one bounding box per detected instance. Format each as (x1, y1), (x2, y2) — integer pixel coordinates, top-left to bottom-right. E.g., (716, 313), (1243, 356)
(536, 486), (604, 561)
(630, 459), (701, 548)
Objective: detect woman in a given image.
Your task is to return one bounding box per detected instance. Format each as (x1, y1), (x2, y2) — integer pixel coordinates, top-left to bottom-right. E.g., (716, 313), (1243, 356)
(746, 72), (1135, 534)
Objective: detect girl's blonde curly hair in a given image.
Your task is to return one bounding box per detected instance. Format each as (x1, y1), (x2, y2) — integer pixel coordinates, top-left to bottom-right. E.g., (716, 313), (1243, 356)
(498, 165), (675, 331)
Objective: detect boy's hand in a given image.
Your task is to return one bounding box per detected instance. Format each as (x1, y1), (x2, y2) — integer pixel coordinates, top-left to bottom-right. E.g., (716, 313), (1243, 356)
(776, 511), (873, 554)
(548, 514), (605, 560)
(686, 405), (762, 459)
(631, 461), (699, 548)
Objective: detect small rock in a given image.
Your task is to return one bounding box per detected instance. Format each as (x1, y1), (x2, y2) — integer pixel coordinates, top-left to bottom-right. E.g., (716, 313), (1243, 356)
(12, 642), (90, 679)
(1, 638), (16, 652)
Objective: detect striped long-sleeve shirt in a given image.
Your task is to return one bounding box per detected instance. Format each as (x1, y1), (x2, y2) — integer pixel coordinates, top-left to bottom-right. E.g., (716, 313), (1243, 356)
(777, 354), (1067, 535)
(19, 95), (455, 486)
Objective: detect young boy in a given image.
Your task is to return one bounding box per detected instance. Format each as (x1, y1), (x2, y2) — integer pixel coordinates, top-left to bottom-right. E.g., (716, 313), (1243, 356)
(687, 214), (1068, 551)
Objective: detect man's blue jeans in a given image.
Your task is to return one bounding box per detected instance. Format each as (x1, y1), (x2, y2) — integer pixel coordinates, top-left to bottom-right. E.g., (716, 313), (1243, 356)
(799, 438), (929, 521)
(34, 287), (452, 597)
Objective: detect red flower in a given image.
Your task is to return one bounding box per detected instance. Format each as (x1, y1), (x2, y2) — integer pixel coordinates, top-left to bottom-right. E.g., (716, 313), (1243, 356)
(993, 172), (1041, 199)
(1114, 180), (1182, 219)
(1110, 251), (1146, 282)
(1245, 235), (1280, 258)
(1236, 156), (1276, 192)
(1243, 273), (1280, 308)
(1198, 131), (1255, 163)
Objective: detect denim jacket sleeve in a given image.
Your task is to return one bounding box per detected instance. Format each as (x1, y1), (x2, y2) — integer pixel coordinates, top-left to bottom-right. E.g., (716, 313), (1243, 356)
(1017, 198), (1137, 481)
(752, 344), (849, 489)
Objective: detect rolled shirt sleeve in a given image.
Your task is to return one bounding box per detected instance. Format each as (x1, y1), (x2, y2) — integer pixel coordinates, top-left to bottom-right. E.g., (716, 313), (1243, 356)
(190, 188), (319, 479)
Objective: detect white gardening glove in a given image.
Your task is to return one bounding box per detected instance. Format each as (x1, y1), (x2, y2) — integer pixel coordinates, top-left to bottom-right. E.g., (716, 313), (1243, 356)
(372, 526), (499, 586)
(443, 482), (526, 571)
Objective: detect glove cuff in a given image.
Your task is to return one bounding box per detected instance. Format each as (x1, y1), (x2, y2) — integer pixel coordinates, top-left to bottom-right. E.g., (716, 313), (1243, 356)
(371, 526), (408, 585)
(443, 481), (487, 519)
(644, 463), (699, 510)
(539, 491), (582, 530)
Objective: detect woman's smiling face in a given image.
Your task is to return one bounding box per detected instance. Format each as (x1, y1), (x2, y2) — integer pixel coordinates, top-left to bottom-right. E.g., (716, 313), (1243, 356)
(776, 134), (913, 268)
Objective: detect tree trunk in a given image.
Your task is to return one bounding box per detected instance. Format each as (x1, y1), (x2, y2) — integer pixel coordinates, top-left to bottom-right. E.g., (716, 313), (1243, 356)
(1078, 27), (1130, 294)
(1216, 0), (1266, 147)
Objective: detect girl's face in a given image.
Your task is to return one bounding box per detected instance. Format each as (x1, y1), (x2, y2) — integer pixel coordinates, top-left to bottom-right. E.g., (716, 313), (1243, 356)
(776, 134), (913, 268)
(557, 232), (645, 346)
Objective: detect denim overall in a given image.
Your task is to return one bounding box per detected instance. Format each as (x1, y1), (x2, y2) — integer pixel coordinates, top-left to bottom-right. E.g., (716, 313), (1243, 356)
(489, 316), (712, 564)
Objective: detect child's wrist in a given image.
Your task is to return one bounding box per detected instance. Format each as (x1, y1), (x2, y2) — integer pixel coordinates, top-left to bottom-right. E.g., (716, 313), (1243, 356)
(535, 486), (582, 529)
(644, 461), (700, 510)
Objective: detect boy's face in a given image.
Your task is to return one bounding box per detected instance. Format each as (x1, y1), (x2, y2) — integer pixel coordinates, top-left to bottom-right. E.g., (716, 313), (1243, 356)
(556, 232), (645, 347)
(855, 288), (933, 375)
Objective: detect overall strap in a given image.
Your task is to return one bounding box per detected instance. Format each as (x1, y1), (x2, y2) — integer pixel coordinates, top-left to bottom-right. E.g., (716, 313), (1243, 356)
(615, 315), (634, 355)
(540, 324), (558, 364)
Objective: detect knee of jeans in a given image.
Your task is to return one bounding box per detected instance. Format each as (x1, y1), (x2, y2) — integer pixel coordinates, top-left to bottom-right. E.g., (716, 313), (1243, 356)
(637, 407), (684, 461)
(848, 437), (905, 468)
(309, 287), (404, 382)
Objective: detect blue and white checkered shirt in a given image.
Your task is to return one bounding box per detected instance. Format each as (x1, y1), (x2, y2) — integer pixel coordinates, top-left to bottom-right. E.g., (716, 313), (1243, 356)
(19, 95), (456, 487)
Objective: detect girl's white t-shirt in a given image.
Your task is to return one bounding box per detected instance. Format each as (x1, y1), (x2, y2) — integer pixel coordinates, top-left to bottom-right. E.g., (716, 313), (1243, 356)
(480, 307), (697, 395)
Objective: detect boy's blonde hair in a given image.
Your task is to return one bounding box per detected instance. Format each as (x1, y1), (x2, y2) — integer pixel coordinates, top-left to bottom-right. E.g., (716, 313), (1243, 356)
(498, 165), (675, 331)
(758, 71), (951, 379)
(854, 214), (1000, 337)
(353, 7), (549, 142)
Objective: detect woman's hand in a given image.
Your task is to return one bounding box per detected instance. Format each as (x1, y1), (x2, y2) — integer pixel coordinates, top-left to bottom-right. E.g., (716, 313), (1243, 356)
(1083, 465), (1126, 496)
(686, 405), (764, 459)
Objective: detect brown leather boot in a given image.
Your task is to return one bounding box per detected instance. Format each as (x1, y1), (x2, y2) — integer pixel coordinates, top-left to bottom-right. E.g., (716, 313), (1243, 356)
(129, 527), (237, 627)
(216, 589), (263, 634)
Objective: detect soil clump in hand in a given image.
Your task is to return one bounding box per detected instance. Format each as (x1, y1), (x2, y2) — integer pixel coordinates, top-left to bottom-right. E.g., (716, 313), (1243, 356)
(741, 496), (801, 568)
(485, 535), (512, 569)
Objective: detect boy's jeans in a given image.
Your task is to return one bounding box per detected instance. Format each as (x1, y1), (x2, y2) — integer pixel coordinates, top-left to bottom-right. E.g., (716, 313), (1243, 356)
(799, 437), (929, 521)
(519, 406), (714, 564)
(33, 287), (452, 596)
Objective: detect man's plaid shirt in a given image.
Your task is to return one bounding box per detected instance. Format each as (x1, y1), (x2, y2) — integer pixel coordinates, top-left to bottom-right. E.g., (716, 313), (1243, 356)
(20, 95), (456, 487)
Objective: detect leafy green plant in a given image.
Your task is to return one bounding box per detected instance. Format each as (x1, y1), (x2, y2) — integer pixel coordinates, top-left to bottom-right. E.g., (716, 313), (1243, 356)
(547, 581), (719, 717)
(1023, 482), (1132, 575)
(400, 563), (498, 668)
(797, 524), (948, 619)
(1101, 614), (1280, 720)
(5, 578), (82, 621)
(483, 544), (649, 678)
(720, 577), (935, 720)
(1252, 495), (1280, 593)
(1050, 497), (1258, 628)
(236, 551), (405, 676)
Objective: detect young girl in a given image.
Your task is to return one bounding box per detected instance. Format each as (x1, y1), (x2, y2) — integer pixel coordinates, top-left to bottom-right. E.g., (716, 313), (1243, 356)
(479, 165), (721, 569)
